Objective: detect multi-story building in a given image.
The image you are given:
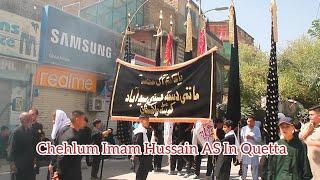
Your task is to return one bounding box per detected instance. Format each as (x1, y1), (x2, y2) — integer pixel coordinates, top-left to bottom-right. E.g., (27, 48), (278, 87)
(208, 20), (254, 59)
(0, 0), (119, 134)
(0, 0), (232, 135)
(0, 0), (41, 128)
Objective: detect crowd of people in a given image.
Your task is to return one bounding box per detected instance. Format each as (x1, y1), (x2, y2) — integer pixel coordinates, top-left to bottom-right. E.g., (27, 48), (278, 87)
(1, 104), (319, 180)
(131, 105), (320, 180)
(6, 108), (115, 180)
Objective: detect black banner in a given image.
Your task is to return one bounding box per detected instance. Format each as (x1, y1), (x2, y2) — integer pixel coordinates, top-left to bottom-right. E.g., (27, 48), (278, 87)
(110, 48), (217, 123)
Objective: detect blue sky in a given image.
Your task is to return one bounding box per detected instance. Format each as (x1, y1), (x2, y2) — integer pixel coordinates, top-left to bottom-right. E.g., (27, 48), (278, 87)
(200, 0), (319, 52)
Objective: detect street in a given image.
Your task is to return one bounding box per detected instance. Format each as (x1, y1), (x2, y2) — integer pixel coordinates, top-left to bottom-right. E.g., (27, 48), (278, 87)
(0, 157), (253, 180)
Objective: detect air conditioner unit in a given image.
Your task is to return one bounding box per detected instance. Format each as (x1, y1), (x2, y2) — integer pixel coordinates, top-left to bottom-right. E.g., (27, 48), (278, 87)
(88, 97), (106, 112)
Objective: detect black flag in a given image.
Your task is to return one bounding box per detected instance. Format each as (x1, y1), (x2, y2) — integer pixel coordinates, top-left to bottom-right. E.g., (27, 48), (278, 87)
(124, 27), (133, 63)
(265, 0), (279, 144)
(155, 27), (162, 66)
(226, 4), (241, 126)
(117, 26), (133, 145)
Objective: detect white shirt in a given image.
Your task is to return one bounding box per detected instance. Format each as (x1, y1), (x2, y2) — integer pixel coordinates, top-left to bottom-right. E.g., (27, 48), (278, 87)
(241, 125), (261, 165)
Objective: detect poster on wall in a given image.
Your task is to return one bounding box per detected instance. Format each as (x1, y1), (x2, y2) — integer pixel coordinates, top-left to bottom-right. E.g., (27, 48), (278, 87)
(10, 84), (26, 127)
(0, 9), (41, 61)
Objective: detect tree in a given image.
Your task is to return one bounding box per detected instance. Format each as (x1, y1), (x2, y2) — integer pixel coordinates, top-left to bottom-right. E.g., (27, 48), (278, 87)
(278, 36), (320, 108)
(238, 38), (320, 114)
(308, 19), (320, 39)
(239, 44), (268, 113)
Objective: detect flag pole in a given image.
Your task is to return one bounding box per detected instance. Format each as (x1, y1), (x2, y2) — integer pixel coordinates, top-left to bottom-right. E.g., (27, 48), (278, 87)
(160, 10), (163, 63)
(226, 3), (241, 126)
(99, 63), (120, 180)
(119, 0), (150, 59)
(154, 10), (163, 66)
(100, 9), (138, 179)
(264, 0), (279, 144)
(184, 0), (193, 61)
(170, 15), (174, 65)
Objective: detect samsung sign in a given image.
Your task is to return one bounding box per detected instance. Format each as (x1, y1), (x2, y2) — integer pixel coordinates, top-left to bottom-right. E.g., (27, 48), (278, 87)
(40, 6), (120, 74)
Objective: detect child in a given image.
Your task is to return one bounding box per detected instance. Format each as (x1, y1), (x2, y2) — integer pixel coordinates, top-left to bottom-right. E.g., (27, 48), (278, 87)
(266, 116), (313, 180)
(214, 120), (237, 180)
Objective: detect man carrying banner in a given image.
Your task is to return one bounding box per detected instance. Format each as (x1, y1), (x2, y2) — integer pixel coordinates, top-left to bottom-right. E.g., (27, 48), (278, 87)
(168, 123), (184, 176)
(207, 118), (225, 178)
(132, 115), (152, 180)
(91, 119), (111, 179)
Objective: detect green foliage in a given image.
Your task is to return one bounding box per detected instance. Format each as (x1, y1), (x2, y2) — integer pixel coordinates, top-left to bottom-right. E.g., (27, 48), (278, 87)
(241, 104), (254, 118)
(238, 37), (320, 111)
(239, 44), (268, 112)
(308, 19), (320, 39)
(278, 36), (320, 108)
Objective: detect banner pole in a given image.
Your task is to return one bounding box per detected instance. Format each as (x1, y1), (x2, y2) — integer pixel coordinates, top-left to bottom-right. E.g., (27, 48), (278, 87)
(99, 63), (120, 180)
(119, 0), (150, 59)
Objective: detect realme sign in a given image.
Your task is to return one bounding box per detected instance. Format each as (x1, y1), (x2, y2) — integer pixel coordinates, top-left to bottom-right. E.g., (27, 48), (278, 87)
(34, 65), (97, 92)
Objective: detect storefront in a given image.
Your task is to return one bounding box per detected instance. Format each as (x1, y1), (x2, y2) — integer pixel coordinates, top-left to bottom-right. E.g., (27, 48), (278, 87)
(0, 9), (40, 129)
(38, 6), (122, 135)
(32, 65), (101, 135)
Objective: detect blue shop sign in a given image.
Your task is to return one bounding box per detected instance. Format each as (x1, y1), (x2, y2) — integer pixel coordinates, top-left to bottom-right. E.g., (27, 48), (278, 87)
(40, 6), (120, 74)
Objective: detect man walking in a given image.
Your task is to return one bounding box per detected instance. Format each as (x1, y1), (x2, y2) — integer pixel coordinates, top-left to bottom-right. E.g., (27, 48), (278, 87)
(29, 107), (43, 174)
(8, 112), (35, 180)
(241, 116), (261, 180)
(91, 119), (111, 179)
(168, 123), (184, 176)
(52, 110), (86, 180)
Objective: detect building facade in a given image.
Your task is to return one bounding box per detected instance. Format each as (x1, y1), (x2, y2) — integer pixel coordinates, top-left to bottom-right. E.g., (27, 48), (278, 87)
(0, 8), (40, 128)
(208, 20), (255, 59)
(0, 0), (235, 135)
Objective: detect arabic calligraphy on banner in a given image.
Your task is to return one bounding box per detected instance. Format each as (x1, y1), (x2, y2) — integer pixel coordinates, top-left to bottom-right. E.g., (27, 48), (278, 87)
(193, 121), (215, 146)
(110, 49), (216, 123)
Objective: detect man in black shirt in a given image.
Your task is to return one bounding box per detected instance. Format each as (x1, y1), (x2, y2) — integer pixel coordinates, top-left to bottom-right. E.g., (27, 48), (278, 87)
(79, 117), (92, 167)
(52, 110), (86, 180)
(168, 123), (184, 175)
(29, 107), (43, 174)
(90, 119), (111, 179)
(8, 112), (35, 180)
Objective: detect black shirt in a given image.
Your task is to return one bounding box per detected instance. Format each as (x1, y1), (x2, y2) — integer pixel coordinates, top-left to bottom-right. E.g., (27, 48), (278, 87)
(91, 127), (103, 148)
(79, 126), (92, 145)
(8, 126), (35, 170)
(56, 127), (82, 180)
